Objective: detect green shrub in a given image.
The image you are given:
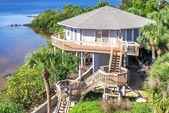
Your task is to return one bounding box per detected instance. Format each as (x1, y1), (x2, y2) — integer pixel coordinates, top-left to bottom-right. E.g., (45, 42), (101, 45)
(70, 101), (103, 113)
(130, 103), (152, 113)
(0, 100), (24, 113)
(70, 100), (153, 113)
(148, 53), (169, 113)
(5, 66), (43, 108)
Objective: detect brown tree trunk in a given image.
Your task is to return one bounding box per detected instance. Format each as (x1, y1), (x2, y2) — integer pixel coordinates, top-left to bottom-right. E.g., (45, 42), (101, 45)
(43, 69), (51, 113)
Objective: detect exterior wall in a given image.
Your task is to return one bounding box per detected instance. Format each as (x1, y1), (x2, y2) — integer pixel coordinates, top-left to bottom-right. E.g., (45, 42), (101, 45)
(64, 27), (140, 71)
(65, 27), (81, 41)
(64, 27), (140, 42)
(93, 53), (110, 71)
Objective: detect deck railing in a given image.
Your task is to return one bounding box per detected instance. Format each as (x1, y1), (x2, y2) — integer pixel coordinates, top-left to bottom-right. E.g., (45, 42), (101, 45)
(51, 34), (139, 56)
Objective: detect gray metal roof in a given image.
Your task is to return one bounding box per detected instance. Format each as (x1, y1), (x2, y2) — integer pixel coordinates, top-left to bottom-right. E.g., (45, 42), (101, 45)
(58, 6), (152, 30)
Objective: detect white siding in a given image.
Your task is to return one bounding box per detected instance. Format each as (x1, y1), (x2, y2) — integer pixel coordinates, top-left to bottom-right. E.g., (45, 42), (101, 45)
(64, 28), (140, 42)
(65, 27), (71, 40)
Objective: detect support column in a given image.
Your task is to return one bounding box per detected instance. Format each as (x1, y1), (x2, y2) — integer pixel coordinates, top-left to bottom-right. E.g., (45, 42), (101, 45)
(117, 86), (122, 104)
(78, 52), (83, 79)
(121, 86), (126, 97)
(123, 54), (128, 68)
(61, 50), (64, 65)
(92, 54), (95, 73)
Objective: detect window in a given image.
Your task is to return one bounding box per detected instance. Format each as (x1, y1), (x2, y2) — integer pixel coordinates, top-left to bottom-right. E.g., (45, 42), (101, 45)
(96, 30), (109, 42)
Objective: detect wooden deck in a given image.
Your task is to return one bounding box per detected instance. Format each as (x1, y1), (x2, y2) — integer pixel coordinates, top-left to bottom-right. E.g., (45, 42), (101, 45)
(51, 35), (139, 56)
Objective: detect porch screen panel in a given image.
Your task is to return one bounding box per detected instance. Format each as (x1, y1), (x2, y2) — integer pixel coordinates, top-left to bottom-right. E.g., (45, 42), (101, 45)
(120, 29), (127, 41)
(102, 30), (109, 42)
(96, 30), (102, 42)
(127, 29), (132, 42)
(134, 28), (139, 41)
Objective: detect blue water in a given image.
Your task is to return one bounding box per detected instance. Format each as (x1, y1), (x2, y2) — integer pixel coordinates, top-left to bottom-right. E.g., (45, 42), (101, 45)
(0, 0), (120, 76)
(0, 0), (121, 15)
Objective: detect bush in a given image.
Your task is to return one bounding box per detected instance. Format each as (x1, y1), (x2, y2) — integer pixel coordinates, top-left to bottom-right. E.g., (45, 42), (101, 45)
(0, 100), (24, 113)
(70, 101), (103, 113)
(130, 103), (152, 113)
(70, 100), (152, 113)
(101, 99), (131, 113)
(5, 66), (44, 108)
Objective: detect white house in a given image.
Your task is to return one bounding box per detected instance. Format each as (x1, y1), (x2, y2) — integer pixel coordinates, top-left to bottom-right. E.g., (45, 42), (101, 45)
(52, 6), (151, 74)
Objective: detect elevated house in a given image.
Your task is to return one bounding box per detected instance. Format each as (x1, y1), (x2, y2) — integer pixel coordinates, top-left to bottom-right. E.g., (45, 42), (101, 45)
(51, 6), (152, 113)
(52, 6), (151, 74)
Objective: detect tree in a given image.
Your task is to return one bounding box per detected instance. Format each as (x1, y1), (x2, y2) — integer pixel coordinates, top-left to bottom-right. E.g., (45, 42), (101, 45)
(43, 69), (51, 113)
(138, 9), (169, 61)
(121, 0), (169, 16)
(148, 53), (169, 113)
(26, 46), (79, 82)
(5, 66), (43, 108)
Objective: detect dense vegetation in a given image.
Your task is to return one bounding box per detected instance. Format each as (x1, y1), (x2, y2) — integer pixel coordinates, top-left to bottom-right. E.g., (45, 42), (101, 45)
(0, 46), (79, 112)
(1, 0), (169, 113)
(148, 53), (169, 113)
(0, 99), (24, 113)
(122, 0), (169, 113)
(70, 101), (152, 113)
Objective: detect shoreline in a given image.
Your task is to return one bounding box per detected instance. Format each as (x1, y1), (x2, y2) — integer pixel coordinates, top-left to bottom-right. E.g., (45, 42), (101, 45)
(0, 76), (6, 91)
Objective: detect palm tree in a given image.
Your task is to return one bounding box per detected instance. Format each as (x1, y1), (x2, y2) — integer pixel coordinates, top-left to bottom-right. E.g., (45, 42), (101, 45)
(43, 68), (51, 113)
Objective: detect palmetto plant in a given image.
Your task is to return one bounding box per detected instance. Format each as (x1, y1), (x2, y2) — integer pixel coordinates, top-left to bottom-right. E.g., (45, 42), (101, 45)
(26, 46), (79, 82)
(138, 9), (169, 61)
(148, 53), (169, 113)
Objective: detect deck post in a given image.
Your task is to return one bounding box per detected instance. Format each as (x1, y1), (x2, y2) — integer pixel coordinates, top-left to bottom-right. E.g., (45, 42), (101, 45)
(121, 85), (126, 96)
(92, 54), (95, 73)
(117, 86), (122, 104)
(123, 54), (128, 67)
(78, 52), (83, 79)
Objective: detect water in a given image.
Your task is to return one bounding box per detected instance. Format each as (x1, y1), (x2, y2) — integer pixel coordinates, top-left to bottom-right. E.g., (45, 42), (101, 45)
(0, 0), (120, 76)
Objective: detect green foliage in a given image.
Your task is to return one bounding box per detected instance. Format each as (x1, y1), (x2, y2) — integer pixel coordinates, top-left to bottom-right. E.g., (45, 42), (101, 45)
(130, 103), (152, 113)
(70, 101), (103, 113)
(31, 5), (84, 34)
(0, 100), (24, 113)
(148, 53), (169, 113)
(26, 46), (79, 82)
(121, 0), (169, 16)
(70, 100), (152, 113)
(2, 45), (79, 110)
(5, 66), (43, 108)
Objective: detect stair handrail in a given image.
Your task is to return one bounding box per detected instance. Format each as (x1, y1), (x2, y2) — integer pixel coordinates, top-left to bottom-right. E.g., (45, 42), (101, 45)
(77, 65), (93, 81)
(54, 82), (62, 113)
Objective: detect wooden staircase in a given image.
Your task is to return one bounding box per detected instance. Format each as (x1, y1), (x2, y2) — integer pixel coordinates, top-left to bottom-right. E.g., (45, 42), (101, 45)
(56, 98), (71, 113)
(109, 51), (122, 73)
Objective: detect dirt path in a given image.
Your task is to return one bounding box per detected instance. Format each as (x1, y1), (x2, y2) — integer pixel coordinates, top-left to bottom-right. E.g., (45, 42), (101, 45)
(0, 76), (6, 91)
